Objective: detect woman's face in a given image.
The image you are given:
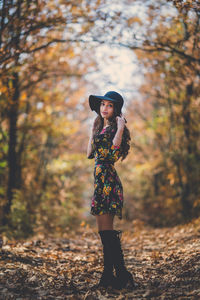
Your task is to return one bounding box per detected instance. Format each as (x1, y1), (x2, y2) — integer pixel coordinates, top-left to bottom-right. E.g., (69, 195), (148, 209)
(100, 100), (114, 120)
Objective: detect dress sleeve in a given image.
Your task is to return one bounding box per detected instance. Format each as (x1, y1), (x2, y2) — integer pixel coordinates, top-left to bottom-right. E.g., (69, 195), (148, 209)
(87, 138), (96, 159)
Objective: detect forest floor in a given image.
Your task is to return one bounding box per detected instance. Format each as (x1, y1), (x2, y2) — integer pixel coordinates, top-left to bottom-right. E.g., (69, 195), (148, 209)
(0, 218), (200, 300)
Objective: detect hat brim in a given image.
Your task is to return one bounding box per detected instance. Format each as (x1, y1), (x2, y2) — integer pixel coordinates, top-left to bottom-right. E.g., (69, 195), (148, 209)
(89, 95), (121, 113)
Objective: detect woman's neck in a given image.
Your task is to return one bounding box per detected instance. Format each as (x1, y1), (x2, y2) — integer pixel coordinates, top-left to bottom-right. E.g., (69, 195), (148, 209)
(103, 120), (110, 128)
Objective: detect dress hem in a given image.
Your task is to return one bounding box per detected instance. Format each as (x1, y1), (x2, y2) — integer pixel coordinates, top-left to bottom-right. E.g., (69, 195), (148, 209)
(90, 210), (122, 220)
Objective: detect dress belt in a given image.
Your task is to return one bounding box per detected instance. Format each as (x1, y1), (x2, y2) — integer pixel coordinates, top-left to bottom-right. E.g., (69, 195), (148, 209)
(95, 160), (114, 165)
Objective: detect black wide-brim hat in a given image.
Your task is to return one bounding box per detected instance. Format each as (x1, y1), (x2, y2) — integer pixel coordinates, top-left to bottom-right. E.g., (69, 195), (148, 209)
(89, 91), (124, 115)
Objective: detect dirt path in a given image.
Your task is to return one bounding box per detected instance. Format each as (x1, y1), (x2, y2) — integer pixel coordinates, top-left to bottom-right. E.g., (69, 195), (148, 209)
(0, 219), (200, 299)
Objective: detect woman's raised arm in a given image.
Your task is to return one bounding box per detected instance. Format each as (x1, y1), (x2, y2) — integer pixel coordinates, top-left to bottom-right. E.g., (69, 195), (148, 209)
(112, 116), (125, 148)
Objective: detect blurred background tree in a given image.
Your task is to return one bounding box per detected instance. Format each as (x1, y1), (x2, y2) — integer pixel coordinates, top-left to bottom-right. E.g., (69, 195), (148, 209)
(0, 0), (98, 237)
(123, 0), (200, 226)
(0, 0), (199, 238)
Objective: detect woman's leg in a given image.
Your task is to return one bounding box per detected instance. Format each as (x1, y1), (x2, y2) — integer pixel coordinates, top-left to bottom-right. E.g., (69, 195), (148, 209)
(110, 230), (135, 289)
(96, 214), (114, 231)
(96, 214), (135, 289)
(96, 214), (115, 287)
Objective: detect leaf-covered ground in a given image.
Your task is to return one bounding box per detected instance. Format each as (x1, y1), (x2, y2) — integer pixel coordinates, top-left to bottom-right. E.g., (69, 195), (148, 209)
(0, 218), (200, 300)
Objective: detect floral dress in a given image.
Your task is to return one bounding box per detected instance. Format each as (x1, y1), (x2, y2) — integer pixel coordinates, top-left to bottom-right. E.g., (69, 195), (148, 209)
(88, 125), (124, 219)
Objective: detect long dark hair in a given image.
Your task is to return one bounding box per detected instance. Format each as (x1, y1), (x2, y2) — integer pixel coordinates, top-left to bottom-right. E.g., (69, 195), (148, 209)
(93, 104), (131, 161)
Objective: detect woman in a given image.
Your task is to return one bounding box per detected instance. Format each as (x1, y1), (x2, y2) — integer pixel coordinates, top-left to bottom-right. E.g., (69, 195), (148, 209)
(87, 91), (134, 290)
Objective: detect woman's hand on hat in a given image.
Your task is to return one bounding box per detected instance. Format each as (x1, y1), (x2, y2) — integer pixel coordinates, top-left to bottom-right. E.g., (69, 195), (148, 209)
(116, 115), (126, 130)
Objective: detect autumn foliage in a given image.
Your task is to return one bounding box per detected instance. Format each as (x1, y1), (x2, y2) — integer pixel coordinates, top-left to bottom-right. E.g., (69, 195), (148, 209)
(0, 0), (200, 239)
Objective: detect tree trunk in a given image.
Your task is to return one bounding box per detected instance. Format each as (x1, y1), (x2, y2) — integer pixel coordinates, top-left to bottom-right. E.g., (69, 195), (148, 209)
(2, 72), (19, 225)
(181, 83), (193, 220)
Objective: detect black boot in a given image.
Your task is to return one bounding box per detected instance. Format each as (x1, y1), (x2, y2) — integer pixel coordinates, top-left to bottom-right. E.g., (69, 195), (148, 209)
(98, 230), (117, 288)
(111, 230), (135, 290)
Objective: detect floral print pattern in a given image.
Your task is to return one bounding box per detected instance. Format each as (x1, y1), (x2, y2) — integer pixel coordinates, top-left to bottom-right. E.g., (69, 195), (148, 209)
(88, 126), (124, 219)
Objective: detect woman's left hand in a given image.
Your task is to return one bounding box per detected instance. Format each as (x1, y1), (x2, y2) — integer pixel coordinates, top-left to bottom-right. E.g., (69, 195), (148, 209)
(116, 115), (126, 130)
